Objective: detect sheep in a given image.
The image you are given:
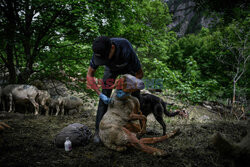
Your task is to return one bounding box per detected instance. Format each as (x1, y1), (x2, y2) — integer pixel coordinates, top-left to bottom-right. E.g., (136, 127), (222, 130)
(49, 95), (83, 116)
(2, 85), (40, 115)
(2, 85), (51, 115)
(62, 96), (83, 115)
(49, 96), (64, 116)
(36, 90), (51, 115)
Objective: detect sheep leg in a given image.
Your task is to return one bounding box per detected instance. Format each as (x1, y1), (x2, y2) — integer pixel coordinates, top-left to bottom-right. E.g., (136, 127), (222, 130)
(12, 100), (15, 113)
(8, 93), (13, 113)
(2, 98), (5, 111)
(29, 98), (39, 115)
(55, 105), (60, 116)
(45, 105), (49, 116)
(133, 97), (146, 134)
(124, 123), (142, 133)
(77, 106), (81, 112)
(129, 113), (147, 135)
(140, 129), (180, 144)
(122, 127), (167, 156)
(61, 104), (64, 116)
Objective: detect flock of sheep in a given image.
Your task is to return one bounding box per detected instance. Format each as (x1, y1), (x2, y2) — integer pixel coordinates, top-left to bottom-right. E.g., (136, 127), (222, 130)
(0, 84), (84, 116)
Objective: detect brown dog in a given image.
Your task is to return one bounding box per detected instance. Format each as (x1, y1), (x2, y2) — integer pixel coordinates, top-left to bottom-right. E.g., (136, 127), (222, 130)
(99, 74), (179, 156)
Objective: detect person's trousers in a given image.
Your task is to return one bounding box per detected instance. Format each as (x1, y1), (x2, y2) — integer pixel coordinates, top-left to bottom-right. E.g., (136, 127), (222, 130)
(95, 68), (140, 132)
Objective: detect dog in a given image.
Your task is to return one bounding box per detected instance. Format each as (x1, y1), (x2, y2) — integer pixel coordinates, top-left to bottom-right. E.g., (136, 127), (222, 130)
(140, 93), (187, 135)
(99, 74), (179, 156)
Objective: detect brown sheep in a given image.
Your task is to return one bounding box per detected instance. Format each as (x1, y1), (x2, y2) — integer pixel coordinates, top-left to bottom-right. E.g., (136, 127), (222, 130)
(99, 74), (180, 156)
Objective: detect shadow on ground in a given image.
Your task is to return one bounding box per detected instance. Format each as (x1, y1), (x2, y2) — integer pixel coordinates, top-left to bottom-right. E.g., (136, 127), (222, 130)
(0, 107), (248, 167)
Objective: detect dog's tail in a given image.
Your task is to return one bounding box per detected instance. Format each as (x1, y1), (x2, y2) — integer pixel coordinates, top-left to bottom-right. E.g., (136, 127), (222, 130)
(161, 101), (179, 117)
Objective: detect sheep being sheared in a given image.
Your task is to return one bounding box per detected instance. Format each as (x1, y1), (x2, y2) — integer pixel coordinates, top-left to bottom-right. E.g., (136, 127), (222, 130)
(99, 74), (180, 156)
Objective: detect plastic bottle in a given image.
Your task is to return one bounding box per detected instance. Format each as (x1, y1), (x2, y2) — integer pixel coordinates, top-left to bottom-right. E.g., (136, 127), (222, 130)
(64, 137), (72, 152)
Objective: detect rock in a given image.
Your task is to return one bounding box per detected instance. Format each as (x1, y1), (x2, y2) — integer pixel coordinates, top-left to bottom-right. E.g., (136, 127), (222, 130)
(198, 115), (210, 122)
(167, 0), (214, 36)
(34, 79), (69, 97)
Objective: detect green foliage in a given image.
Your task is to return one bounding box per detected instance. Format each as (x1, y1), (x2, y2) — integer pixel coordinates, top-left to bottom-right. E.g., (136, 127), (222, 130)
(0, 0), (102, 84)
(153, 14), (249, 103)
(120, 0), (172, 46)
(140, 15), (247, 104)
(141, 56), (219, 103)
(217, 16), (250, 100)
(140, 27), (222, 103)
(0, 0), (248, 104)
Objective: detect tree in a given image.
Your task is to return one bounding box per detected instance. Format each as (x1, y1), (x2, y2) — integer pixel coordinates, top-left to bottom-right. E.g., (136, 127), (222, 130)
(0, 0), (153, 85)
(0, 0), (97, 83)
(217, 18), (250, 113)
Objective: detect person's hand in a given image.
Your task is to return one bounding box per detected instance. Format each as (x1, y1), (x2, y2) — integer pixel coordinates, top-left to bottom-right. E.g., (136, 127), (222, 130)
(99, 93), (112, 104)
(86, 76), (100, 90)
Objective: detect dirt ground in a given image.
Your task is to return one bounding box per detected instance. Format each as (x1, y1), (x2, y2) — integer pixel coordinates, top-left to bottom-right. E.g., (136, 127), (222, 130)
(0, 104), (248, 167)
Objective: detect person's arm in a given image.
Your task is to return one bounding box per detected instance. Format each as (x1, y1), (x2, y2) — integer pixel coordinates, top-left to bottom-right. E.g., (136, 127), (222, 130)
(86, 66), (112, 104)
(135, 68), (143, 79)
(86, 66), (101, 95)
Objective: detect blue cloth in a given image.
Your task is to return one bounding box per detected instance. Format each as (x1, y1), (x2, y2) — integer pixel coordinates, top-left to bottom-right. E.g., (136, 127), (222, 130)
(116, 89), (131, 99)
(90, 38), (141, 73)
(99, 93), (112, 104)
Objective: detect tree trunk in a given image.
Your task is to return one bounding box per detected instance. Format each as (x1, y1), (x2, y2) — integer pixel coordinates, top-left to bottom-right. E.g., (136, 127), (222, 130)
(4, 0), (17, 84)
(231, 81), (236, 113)
(17, 68), (32, 84)
(6, 44), (16, 84)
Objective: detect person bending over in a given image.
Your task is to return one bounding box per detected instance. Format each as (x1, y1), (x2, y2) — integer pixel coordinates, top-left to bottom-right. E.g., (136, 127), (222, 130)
(86, 36), (143, 143)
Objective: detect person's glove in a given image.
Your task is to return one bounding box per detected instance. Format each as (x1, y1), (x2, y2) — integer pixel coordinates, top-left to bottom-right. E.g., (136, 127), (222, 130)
(99, 93), (112, 104)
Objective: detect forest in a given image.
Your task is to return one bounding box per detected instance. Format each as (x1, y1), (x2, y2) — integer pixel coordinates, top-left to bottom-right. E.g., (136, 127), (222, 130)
(0, 0), (249, 167)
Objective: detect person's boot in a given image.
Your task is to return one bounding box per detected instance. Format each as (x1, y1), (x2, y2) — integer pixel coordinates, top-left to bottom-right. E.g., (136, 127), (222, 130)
(93, 131), (101, 144)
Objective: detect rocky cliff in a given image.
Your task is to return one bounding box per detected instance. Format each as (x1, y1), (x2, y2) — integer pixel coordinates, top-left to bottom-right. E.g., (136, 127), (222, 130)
(166, 0), (214, 36)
